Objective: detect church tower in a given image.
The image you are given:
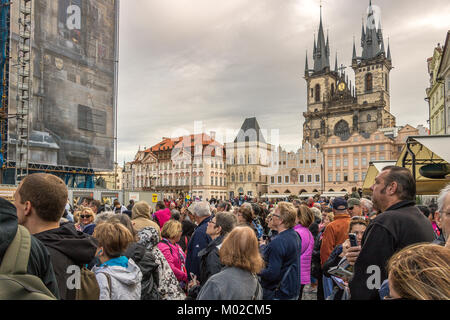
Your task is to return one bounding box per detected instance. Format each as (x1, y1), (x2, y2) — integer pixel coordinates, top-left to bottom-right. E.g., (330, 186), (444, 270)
(351, 0), (395, 131)
(303, 6), (346, 149)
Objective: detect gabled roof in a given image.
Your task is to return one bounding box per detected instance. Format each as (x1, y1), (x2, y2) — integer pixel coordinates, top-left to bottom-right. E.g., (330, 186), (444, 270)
(234, 117), (267, 143)
(148, 133), (224, 154)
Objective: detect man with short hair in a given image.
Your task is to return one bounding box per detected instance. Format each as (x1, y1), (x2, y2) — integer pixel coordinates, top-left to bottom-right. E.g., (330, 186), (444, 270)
(89, 199), (101, 214)
(347, 166), (435, 300)
(259, 202), (301, 300)
(434, 184), (450, 247)
(0, 196), (60, 299)
(15, 173), (97, 300)
(347, 198), (362, 217)
(185, 202), (213, 280)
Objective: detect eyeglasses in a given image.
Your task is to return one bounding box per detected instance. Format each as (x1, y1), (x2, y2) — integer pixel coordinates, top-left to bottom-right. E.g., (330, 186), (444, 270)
(348, 207), (354, 210)
(80, 215), (92, 219)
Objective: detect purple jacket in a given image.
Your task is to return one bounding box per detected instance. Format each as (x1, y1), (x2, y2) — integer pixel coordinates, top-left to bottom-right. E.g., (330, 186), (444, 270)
(294, 224), (314, 285)
(153, 208), (171, 228)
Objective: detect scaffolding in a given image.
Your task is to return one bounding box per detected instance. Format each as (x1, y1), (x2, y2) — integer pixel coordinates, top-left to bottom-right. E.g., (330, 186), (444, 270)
(0, 0), (10, 176)
(14, 0), (32, 183)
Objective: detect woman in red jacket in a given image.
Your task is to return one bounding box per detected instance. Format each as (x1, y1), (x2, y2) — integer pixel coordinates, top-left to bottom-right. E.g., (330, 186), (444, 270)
(158, 219), (188, 290)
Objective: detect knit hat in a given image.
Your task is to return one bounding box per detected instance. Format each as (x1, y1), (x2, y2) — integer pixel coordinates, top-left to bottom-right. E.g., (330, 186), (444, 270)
(132, 201), (152, 220)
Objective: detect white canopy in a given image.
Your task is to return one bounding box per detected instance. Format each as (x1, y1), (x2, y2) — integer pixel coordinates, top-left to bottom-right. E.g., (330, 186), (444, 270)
(298, 193), (319, 198)
(413, 136), (450, 164)
(321, 191), (347, 197)
(261, 194), (289, 199)
(372, 161), (397, 173)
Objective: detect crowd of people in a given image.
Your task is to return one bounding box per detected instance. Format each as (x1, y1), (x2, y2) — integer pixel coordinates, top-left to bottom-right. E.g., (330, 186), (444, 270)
(0, 165), (449, 300)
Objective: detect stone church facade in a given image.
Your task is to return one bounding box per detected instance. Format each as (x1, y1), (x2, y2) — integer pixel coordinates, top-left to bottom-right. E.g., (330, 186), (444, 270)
(303, 2), (396, 151)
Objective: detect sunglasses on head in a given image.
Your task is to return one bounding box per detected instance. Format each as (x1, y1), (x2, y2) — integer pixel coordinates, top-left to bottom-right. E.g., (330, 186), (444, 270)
(80, 215), (92, 219)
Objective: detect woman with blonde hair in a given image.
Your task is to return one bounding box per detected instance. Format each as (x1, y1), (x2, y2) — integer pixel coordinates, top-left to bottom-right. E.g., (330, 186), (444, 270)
(197, 226), (264, 300)
(386, 243), (450, 300)
(91, 221), (143, 300)
(75, 207), (96, 235)
(157, 220), (188, 289)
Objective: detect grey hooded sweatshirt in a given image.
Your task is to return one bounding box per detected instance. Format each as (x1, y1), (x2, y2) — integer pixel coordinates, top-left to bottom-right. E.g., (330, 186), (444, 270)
(92, 258), (142, 300)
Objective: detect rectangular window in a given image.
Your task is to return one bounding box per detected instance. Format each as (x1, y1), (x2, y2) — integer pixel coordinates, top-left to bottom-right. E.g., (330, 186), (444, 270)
(211, 177), (214, 185)
(328, 159), (333, 168)
(353, 147), (358, 153)
(343, 148), (348, 154)
(371, 155), (376, 162)
(271, 176), (275, 184)
(336, 148), (340, 155)
(278, 176), (282, 184)
(362, 172), (366, 181)
(328, 173), (332, 182)
(336, 173), (341, 182)
(362, 157), (367, 166)
(362, 146), (366, 152)
(354, 157), (359, 166)
(285, 176), (289, 183)
(78, 105), (107, 134)
(354, 172), (359, 181)
(344, 173), (348, 182)
(336, 159), (341, 167)
(315, 174), (320, 183)
(307, 175), (312, 183)
(370, 145), (376, 152)
(343, 158), (348, 167)
(380, 155), (385, 160)
(299, 175), (305, 183)
(380, 145), (385, 151)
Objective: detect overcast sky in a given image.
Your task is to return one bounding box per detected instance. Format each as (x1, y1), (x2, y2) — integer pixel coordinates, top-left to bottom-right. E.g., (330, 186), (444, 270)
(117, 0), (450, 164)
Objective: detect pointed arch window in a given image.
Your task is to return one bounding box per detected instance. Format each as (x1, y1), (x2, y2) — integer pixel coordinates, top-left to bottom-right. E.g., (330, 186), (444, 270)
(315, 84), (321, 102)
(365, 73), (373, 92)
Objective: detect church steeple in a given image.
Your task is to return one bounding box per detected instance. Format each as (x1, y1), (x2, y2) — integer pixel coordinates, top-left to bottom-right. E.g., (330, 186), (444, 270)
(313, 4), (330, 73)
(305, 51), (309, 76)
(387, 38), (391, 61)
(352, 37), (357, 61)
(361, 0), (386, 61)
(335, 52), (338, 72)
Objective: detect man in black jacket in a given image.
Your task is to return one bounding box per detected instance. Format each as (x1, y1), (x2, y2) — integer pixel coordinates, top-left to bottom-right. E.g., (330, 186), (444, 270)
(0, 197), (60, 299)
(347, 166), (434, 300)
(14, 173), (97, 300)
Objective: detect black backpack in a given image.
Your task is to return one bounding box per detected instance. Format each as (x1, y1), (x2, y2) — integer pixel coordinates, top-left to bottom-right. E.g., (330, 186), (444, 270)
(124, 243), (160, 300)
(310, 233), (323, 279)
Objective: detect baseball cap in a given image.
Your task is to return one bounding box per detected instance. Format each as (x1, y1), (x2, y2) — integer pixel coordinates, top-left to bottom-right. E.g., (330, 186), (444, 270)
(347, 198), (361, 209)
(332, 197), (348, 210)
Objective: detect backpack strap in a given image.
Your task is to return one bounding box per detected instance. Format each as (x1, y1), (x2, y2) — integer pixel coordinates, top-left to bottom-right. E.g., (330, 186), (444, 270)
(0, 225), (31, 274)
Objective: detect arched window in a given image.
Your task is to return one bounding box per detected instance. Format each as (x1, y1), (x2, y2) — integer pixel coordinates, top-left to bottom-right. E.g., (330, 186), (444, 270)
(365, 73), (373, 92)
(248, 172), (252, 182)
(315, 84), (321, 102)
(231, 173), (235, 182)
(239, 173), (243, 182)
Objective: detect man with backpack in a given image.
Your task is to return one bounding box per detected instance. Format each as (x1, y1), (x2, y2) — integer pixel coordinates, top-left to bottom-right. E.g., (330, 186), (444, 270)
(0, 196), (59, 299)
(14, 173), (98, 300)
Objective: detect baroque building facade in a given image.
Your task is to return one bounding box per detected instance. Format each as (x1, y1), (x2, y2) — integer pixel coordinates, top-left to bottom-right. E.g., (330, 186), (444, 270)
(427, 43), (445, 135)
(303, 2), (395, 151)
(123, 133), (227, 200)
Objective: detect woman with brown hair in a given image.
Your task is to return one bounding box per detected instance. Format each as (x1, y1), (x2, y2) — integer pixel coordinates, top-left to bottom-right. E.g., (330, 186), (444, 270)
(293, 205), (315, 299)
(386, 243), (450, 300)
(91, 221), (143, 300)
(197, 226), (264, 300)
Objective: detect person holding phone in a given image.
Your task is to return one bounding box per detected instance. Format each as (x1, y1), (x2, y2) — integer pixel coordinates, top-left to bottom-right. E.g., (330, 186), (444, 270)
(322, 217), (369, 300)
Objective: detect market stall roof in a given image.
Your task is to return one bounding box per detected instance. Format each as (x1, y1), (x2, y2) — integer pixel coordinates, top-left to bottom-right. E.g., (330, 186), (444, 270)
(396, 135), (450, 195)
(362, 161), (397, 194)
(261, 194), (290, 199)
(298, 193), (320, 198)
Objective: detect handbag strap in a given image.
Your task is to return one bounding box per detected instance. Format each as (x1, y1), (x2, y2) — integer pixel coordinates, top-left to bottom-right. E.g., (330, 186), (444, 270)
(251, 274), (260, 300)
